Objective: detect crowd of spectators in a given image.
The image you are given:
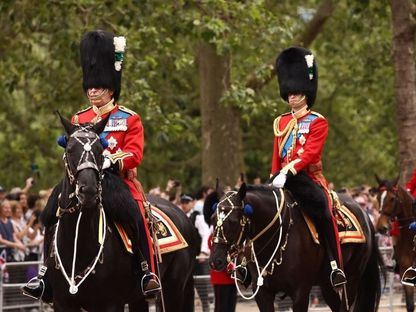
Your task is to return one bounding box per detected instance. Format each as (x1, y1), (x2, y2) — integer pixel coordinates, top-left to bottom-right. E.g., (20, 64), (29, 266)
(0, 177), (51, 265)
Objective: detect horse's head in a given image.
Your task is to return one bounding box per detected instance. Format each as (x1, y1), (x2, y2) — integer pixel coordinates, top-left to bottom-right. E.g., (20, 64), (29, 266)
(209, 183), (250, 271)
(375, 174), (405, 234)
(59, 113), (109, 209)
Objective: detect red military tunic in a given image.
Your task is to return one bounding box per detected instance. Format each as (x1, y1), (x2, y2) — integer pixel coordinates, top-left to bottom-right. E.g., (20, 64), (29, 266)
(406, 170), (416, 198)
(271, 105), (328, 189)
(72, 99), (155, 272)
(72, 99), (144, 201)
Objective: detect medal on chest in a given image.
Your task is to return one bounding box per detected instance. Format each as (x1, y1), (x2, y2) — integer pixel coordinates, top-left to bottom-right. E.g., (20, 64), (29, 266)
(298, 120), (311, 134)
(104, 117), (128, 132)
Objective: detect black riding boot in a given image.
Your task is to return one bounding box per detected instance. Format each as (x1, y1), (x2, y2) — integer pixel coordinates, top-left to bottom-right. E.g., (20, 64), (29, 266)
(22, 226), (54, 303)
(318, 217), (347, 289)
(129, 219), (161, 299)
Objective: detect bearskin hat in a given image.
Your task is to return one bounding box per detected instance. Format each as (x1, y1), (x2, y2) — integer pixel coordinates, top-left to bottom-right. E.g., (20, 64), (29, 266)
(276, 47), (318, 107)
(80, 30), (125, 102)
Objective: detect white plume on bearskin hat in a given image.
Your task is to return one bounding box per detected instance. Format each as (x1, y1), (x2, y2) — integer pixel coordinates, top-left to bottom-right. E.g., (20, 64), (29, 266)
(276, 47), (318, 107)
(80, 30), (126, 102)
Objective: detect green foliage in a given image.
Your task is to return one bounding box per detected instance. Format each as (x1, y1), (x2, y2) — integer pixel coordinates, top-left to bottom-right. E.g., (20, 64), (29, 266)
(0, 0), (397, 194)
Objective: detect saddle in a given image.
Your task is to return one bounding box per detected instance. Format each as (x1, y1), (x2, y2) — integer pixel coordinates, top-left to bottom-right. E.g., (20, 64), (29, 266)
(115, 205), (188, 254)
(285, 190), (366, 244)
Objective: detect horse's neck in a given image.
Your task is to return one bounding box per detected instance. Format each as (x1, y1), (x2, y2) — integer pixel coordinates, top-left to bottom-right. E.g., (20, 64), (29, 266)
(399, 187), (414, 219)
(249, 190), (291, 244)
(57, 177), (101, 267)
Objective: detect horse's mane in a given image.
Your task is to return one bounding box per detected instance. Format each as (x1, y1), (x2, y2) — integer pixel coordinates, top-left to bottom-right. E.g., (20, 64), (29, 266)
(203, 191), (220, 226)
(246, 184), (275, 194)
(101, 172), (140, 223)
(40, 172), (140, 227)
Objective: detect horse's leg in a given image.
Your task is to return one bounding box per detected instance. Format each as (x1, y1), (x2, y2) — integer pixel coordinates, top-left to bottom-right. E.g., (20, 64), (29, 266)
(403, 285), (415, 312)
(53, 300), (81, 312)
(320, 285), (341, 312)
(254, 288), (275, 312)
(291, 286), (312, 312)
(129, 297), (149, 312)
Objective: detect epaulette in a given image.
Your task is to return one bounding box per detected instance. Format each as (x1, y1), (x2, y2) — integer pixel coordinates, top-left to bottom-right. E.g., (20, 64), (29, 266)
(74, 106), (93, 116)
(273, 112), (292, 137)
(310, 111), (326, 119)
(118, 105), (137, 116)
(273, 116), (281, 137)
(73, 106), (92, 124)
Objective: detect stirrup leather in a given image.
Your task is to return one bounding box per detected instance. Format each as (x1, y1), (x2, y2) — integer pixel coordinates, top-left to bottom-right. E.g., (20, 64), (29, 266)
(401, 266), (416, 287)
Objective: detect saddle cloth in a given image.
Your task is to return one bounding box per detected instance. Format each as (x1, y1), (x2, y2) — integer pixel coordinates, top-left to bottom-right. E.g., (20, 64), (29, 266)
(115, 205), (188, 255)
(302, 192), (366, 245)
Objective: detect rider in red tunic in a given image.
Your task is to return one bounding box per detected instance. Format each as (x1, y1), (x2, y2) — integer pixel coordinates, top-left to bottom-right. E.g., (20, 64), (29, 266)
(22, 30), (160, 301)
(406, 169), (416, 198)
(271, 47), (346, 289)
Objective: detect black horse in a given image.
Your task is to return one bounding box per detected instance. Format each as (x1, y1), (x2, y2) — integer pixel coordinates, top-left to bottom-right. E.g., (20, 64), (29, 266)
(208, 183), (383, 312)
(375, 175), (415, 312)
(39, 115), (197, 311)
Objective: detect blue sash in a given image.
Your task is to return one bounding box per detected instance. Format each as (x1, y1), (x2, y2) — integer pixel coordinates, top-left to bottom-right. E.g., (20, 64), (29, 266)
(280, 114), (318, 159)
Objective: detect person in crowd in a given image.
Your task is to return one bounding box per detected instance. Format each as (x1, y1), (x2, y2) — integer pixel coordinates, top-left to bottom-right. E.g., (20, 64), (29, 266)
(252, 176), (262, 185)
(180, 194), (211, 312)
(0, 199), (26, 262)
(270, 47), (346, 289)
(23, 29), (160, 301)
(406, 168), (416, 198)
(0, 186), (6, 202)
(166, 179), (182, 206)
(194, 185), (214, 214)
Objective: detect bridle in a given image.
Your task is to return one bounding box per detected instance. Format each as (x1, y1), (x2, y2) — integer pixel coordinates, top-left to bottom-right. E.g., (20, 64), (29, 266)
(379, 186), (414, 226)
(59, 126), (104, 215)
(379, 186), (400, 218)
(212, 188), (287, 300)
(54, 125), (107, 295)
(212, 191), (250, 256)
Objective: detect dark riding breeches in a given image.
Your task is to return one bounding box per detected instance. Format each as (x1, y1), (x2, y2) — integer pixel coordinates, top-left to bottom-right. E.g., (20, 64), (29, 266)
(285, 171), (340, 264)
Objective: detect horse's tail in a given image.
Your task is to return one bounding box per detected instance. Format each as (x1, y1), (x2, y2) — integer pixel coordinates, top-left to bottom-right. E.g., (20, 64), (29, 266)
(353, 229), (385, 312)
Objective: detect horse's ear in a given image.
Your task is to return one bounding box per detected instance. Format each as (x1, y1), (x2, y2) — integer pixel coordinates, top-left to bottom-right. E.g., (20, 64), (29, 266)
(92, 114), (110, 135)
(375, 174), (382, 185)
(237, 182), (247, 200)
(215, 178), (220, 194)
(393, 175), (400, 187)
(57, 111), (75, 135)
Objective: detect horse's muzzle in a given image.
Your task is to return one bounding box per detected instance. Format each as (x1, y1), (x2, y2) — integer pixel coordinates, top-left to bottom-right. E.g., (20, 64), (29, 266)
(78, 184), (98, 206)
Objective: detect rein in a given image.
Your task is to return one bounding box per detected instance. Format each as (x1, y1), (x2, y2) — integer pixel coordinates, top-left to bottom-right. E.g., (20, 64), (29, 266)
(235, 189), (285, 300)
(54, 126), (107, 295)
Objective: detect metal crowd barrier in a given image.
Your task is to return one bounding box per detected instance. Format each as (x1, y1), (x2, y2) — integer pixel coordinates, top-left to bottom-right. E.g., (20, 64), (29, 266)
(0, 247), (410, 312)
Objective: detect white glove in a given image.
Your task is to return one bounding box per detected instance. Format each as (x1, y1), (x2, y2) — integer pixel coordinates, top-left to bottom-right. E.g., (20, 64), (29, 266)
(272, 172), (287, 188)
(102, 156), (112, 170)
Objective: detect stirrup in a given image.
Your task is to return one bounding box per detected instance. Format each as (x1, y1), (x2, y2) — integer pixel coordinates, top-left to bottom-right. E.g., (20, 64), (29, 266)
(22, 277), (46, 300)
(141, 272), (161, 297)
(401, 267), (416, 287)
(231, 265), (248, 284)
(330, 268), (347, 288)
